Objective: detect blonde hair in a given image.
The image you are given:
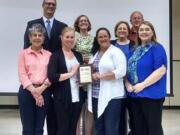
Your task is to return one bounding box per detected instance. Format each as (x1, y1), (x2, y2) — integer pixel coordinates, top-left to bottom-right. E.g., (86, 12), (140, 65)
(61, 27), (75, 36)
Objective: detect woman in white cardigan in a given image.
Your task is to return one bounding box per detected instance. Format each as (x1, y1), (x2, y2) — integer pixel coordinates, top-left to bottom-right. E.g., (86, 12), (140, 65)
(88, 27), (127, 135)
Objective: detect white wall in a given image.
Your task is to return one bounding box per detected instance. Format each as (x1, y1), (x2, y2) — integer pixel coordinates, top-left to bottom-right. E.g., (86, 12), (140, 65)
(0, 0), (174, 105)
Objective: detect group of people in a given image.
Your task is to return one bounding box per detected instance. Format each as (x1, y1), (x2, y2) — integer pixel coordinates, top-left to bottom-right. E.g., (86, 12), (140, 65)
(17, 0), (167, 135)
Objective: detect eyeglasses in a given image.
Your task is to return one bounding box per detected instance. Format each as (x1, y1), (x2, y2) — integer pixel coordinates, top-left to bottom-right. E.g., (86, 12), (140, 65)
(79, 19), (88, 23)
(44, 2), (56, 6)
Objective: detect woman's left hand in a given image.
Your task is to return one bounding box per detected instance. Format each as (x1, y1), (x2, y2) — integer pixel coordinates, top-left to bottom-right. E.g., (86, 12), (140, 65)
(133, 82), (146, 93)
(35, 95), (44, 107)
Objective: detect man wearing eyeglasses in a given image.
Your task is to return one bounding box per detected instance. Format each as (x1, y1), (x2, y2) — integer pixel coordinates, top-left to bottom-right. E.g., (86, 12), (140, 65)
(24, 0), (67, 135)
(24, 0), (67, 52)
(129, 11), (144, 45)
(124, 11), (144, 135)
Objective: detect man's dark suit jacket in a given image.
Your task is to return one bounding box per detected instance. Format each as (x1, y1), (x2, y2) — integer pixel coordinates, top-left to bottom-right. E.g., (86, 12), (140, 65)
(24, 17), (67, 53)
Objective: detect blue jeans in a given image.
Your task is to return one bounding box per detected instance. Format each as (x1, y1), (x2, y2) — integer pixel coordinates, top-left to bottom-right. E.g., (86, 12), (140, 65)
(92, 98), (125, 135)
(18, 86), (51, 135)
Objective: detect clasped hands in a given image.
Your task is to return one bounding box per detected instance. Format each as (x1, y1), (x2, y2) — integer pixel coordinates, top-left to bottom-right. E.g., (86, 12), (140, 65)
(30, 86), (45, 107)
(92, 72), (104, 81)
(126, 81), (146, 93)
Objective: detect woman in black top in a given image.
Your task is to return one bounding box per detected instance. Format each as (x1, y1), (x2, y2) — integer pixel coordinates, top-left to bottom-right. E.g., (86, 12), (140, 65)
(47, 27), (85, 135)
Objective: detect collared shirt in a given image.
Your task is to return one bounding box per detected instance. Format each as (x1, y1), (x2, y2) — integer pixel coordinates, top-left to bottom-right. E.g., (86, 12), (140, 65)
(43, 16), (54, 28)
(18, 47), (51, 89)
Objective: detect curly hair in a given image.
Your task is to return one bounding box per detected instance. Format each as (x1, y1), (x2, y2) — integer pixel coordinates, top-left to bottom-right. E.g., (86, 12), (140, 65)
(74, 15), (91, 32)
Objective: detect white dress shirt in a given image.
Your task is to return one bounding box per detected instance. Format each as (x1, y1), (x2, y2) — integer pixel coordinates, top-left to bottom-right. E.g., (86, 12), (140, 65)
(43, 16), (54, 28)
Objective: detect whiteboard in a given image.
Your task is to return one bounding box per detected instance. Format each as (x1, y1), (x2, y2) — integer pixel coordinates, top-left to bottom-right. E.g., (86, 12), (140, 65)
(0, 0), (172, 94)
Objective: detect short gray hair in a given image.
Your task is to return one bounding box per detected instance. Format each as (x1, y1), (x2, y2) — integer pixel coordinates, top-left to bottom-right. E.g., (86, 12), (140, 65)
(130, 11), (144, 21)
(28, 23), (46, 36)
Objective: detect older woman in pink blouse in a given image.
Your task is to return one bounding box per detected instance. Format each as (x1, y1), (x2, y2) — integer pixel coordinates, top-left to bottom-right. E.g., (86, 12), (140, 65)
(18, 23), (51, 135)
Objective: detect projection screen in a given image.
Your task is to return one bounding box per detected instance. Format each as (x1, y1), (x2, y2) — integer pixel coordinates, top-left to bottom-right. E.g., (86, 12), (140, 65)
(0, 0), (172, 95)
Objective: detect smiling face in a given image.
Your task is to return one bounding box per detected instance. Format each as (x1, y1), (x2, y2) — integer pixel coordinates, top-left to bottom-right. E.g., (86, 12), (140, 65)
(78, 16), (90, 32)
(61, 29), (75, 50)
(130, 12), (144, 29)
(116, 23), (129, 39)
(138, 24), (154, 44)
(29, 32), (44, 50)
(42, 0), (56, 18)
(97, 29), (111, 50)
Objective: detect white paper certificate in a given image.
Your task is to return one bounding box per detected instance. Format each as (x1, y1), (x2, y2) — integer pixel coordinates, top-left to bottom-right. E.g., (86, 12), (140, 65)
(79, 65), (92, 84)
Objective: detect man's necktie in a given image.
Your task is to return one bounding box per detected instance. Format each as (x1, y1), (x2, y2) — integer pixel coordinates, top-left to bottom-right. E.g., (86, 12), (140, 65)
(46, 20), (51, 38)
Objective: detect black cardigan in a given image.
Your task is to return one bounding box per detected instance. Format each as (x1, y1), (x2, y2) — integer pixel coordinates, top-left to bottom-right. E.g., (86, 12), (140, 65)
(47, 49), (85, 108)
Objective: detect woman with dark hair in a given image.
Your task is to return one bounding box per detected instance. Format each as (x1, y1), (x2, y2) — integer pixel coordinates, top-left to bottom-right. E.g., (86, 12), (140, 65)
(88, 27), (127, 135)
(18, 23), (51, 135)
(111, 21), (135, 135)
(126, 21), (167, 135)
(74, 15), (94, 135)
(111, 21), (134, 58)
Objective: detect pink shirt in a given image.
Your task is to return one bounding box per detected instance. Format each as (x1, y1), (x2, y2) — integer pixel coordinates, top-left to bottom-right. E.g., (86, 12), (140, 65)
(18, 47), (51, 89)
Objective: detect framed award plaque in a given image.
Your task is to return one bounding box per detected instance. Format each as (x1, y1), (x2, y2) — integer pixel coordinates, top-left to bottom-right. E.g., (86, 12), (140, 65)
(79, 64), (92, 84)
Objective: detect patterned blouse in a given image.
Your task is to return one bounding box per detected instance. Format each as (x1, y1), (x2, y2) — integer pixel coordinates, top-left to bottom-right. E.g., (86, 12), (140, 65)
(92, 53), (101, 98)
(74, 32), (94, 57)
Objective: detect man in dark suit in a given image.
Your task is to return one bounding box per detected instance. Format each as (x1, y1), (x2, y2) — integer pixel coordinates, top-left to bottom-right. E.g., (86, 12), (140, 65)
(24, 0), (67, 52)
(24, 0), (67, 135)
